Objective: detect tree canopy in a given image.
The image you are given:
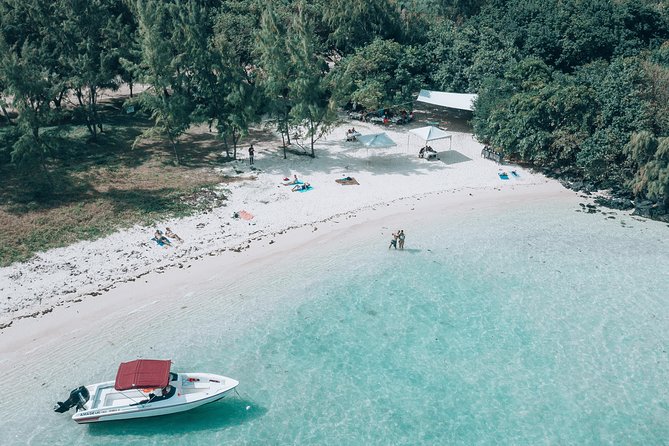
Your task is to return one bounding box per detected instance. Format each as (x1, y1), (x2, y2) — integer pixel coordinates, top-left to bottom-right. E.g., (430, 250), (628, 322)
(0, 0), (668, 205)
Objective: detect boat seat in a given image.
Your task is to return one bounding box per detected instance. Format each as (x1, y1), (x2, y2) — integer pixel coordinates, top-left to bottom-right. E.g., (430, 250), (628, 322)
(112, 398), (133, 407)
(181, 380), (211, 389)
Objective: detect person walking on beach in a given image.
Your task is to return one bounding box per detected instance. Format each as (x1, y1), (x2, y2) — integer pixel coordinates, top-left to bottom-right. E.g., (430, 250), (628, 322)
(248, 144), (255, 165)
(389, 231), (398, 250)
(398, 230), (405, 250)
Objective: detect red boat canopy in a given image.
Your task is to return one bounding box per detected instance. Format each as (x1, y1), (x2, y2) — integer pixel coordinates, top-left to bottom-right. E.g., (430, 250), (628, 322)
(114, 359), (171, 391)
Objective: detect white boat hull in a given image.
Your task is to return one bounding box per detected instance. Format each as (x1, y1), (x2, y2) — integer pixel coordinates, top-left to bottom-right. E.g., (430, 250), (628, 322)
(71, 372), (238, 424)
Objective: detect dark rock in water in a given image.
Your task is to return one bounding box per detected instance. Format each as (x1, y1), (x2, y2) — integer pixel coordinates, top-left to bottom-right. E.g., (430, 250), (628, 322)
(595, 197), (634, 210)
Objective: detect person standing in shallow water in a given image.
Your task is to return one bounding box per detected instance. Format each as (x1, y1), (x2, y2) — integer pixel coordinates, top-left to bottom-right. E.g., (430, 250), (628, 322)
(398, 230), (405, 250)
(389, 231), (398, 249)
(248, 144), (255, 165)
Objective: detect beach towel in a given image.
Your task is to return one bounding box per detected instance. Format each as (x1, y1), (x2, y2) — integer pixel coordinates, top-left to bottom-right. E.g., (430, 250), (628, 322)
(238, 210), (254, 220)
(335, 177), (360, 186)
(296, 185), (313, 193)
(151, 237), (168, 246)
(498, 172), (509, 180)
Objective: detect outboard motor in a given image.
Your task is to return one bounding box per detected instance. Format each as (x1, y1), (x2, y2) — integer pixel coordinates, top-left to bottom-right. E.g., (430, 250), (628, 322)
(54, 386), (90, 413)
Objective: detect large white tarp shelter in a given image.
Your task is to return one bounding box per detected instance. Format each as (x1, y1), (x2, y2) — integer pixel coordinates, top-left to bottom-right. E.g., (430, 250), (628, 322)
(357, 133), (396, 148)
(417, 89), (477, 112)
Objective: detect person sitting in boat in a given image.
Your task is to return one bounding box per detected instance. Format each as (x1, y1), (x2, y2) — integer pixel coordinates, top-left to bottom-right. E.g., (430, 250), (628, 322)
(148, 385), (175, 402)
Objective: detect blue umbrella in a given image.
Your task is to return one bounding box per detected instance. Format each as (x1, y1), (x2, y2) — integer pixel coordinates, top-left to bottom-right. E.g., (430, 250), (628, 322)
(357, 133), (397, 148)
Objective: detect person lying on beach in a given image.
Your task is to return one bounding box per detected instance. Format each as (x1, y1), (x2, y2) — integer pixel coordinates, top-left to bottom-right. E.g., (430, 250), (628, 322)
(165, 227), (183, 243)
(153, 230), (171, 246)
(291, 182), (310, 191)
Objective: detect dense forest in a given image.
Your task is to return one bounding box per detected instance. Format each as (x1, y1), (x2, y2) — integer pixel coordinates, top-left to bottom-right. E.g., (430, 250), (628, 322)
(1, 0), (668, 211)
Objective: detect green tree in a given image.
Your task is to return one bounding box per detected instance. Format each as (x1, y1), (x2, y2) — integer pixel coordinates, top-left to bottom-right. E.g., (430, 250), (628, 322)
(134, 0), (195, 164)
(1, 38), (60, 179)
(626, 132), (669, 205)
(286, 4), (336, 157)
(330, 38), (425, 111)
(61, 0), (126, 140)
(207, 2), (260, 159)
(575, 57), (652, 183)
(255, 5), (293, 155)
(320, 0), (402, 54)
(473, 58), (597, 170)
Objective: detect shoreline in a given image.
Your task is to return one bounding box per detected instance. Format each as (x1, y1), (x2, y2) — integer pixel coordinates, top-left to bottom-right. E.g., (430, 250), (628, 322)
(0, 122), (593, 341)
(0, 181), (579, 361)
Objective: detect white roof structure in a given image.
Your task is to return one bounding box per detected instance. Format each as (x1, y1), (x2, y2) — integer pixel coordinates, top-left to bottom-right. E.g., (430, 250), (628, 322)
(357, 133), (397, 148)
(409, 126), (451, 142)
(416, 89), (477, 112)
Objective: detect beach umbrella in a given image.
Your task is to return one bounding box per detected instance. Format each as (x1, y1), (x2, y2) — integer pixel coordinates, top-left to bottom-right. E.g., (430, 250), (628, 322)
(358, 132), (397, 164)
(357, 133), (397, 148)
(357, 132), (397, 161)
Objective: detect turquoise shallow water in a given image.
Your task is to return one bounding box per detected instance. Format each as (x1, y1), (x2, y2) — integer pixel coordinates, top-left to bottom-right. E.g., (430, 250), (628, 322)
(2, 196), (669, 445)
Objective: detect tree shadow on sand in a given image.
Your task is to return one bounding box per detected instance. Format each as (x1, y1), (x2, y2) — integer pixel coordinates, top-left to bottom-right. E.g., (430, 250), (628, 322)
(86, 398), (266, 437)
(258, 145), (455, 180)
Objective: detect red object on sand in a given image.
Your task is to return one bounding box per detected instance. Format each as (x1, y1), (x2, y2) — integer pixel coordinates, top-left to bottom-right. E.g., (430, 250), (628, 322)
(114, 359), (171, 390)
(238, 210), (254, 221)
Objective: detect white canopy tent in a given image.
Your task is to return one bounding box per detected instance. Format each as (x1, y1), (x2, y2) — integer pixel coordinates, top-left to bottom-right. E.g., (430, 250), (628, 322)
(408, 125), (452, 155)
(416, 89), (477, 112)
(409, 126), (452, 144)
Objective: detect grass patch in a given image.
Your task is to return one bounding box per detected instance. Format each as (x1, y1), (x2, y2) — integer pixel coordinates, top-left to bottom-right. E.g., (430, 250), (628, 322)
(0, 98), (238, 266)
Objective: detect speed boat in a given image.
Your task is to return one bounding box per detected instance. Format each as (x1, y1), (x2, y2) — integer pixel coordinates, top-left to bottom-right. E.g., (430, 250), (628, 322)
(54, 359), (239, 424)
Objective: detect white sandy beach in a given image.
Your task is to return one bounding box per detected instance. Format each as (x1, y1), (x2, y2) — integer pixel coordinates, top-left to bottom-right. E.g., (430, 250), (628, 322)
(0, 120), (573, 345)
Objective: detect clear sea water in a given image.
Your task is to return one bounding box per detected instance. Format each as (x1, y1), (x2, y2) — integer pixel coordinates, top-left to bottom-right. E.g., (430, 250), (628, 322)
(2, 196), (669, 445)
